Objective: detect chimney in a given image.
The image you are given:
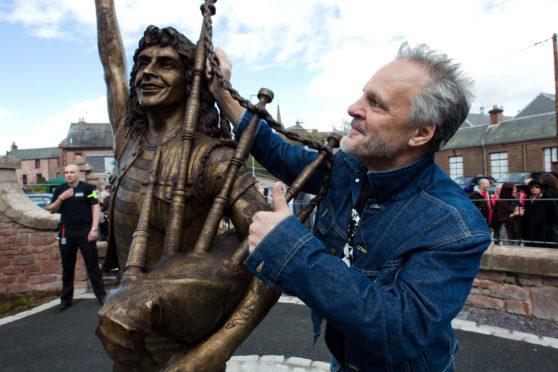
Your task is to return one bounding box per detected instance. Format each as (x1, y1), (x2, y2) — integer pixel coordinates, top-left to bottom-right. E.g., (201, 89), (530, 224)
(11, 141), (17, 151)
(488, 105), (503, 124)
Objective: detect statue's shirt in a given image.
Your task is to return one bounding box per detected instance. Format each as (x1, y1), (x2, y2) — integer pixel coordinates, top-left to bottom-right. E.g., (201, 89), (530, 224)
(108, 131), (257, 270)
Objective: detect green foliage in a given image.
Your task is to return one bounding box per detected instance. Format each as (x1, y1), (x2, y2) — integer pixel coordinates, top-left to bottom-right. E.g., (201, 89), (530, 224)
(26, 177), (48, 193)
(0, 294), (36, 315)
(27, 185), (47, 193)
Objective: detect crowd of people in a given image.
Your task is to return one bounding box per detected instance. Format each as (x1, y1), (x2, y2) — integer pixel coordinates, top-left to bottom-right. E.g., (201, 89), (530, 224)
(469, 173), (558, 247)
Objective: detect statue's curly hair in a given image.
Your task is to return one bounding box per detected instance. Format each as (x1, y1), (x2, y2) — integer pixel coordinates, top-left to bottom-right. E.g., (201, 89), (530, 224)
(125, 25), (220, 139)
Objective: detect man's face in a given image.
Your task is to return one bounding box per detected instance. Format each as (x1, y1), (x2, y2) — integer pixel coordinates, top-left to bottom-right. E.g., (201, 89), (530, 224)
(135, 46), (186, 108)
(64, 166), (79, 185)
(341, 59), (429, 170)
(479, 180), (489, 192)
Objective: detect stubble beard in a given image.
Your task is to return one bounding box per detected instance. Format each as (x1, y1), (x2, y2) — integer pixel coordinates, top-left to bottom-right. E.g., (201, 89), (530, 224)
(340, 119), (405, 165)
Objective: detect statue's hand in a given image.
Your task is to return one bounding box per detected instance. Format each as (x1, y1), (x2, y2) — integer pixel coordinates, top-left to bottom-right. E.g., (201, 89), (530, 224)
(160, 345), (226, 372)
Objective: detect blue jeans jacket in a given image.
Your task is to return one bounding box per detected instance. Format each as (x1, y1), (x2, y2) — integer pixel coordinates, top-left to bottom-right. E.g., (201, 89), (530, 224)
(237, 111), (490, 371)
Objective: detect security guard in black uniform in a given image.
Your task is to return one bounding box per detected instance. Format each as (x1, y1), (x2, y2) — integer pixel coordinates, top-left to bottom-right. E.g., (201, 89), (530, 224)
(48, 164), (106, 313)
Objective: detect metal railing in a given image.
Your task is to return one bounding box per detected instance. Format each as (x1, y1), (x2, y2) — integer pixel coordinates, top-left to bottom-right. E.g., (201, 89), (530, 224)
(470, 197), (558, 248)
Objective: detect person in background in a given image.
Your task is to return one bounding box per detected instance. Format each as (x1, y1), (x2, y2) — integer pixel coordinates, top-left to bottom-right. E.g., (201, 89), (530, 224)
(539, 173), (558, 247)
(99, 185), (110, 241)
(100, 185), (111, 204)
(491, 183), (503, 244)
(468, 178), (492, 226)
(523, 179), (558, 247)
(47, 164), (106, 312)
(518, 178), (532, 207)
(491, 182), (522, 245)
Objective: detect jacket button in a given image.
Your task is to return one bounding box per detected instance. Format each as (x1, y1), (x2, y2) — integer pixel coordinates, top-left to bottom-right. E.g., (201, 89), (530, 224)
(329, 248), (336, 255)
(256, 261), (265, 272)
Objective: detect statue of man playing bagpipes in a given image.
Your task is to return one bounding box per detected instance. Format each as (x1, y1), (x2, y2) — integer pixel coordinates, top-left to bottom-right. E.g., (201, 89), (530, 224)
(95, 1), (283, 370)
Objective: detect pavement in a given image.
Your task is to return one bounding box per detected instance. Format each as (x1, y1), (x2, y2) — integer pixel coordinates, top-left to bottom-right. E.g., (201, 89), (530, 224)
(1, 291), (558, 371)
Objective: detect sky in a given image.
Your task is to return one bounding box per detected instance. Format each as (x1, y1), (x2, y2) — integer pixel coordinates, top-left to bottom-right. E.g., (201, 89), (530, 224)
(0, 0), (557, 154)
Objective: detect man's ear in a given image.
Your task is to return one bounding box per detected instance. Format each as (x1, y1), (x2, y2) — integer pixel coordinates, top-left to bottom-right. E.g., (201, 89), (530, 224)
(408, 122), (436, 148)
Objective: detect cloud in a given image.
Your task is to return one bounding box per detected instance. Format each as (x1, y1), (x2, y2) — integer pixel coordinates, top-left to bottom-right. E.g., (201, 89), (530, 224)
(1, 0), (556, 131)
(0, 0), (96, 39)
(1, 96), (109, 152)
(0, 107), (14, 120)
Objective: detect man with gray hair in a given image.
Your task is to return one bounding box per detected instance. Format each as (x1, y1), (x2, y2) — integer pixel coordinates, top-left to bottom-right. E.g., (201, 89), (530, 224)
(208, 42), (490, 371)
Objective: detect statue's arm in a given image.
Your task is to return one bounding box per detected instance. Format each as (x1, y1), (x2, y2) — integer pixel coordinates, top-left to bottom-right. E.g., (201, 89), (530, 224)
(95, 0), (129, 140)
(163, 278), (279, 371)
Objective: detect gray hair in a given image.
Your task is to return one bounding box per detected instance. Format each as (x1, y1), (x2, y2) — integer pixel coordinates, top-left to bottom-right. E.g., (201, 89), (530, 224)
(396, 42), (474, 151)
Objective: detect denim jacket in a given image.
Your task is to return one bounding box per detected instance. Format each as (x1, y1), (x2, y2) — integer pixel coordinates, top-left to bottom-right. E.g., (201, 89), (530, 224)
(237, 111), (490, 371)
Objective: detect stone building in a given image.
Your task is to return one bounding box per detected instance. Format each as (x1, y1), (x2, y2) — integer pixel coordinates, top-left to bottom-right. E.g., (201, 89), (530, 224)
(6, 120), (115, 186)
(436, 93), (557, 179)
(6, 143), (59, 185)
(59, 119), (114, 177)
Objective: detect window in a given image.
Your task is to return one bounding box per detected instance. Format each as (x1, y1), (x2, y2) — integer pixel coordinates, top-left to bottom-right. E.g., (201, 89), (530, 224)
(544, 147), (557, 172)
(449, 156), (463, 179)
(490, 152), (508, 180)
(35, 159), (40, 168)
(36, 173), (43, 183)
(22, 175), (27, 185)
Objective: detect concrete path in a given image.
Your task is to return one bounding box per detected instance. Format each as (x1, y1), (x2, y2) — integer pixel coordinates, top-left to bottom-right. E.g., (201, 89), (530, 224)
(1, 292), (558, 371)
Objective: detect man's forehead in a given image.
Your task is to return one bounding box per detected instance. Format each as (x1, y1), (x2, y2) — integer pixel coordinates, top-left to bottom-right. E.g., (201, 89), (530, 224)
(364, 60), (429, 97)
(138, 45), (180, 59)
(65, 165), (79, 172)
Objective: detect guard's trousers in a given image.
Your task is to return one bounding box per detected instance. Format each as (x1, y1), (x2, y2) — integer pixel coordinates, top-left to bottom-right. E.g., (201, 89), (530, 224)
(59, 224), (106, 304)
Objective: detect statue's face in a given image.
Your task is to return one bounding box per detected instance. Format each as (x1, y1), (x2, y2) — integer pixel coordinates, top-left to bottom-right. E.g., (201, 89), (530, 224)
(135, 45), (186, 108)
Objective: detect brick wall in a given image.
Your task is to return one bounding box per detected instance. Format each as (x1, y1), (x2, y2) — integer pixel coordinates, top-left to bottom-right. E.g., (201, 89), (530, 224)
(467, 269), (558, 321)
(0, 214), (87, 293)
(469, 244), (558, 322)
(0, 155), (88, 295)
(437, 138), (557, 177)
(15, 158), (56, 184)
(60, 148), (112, 172)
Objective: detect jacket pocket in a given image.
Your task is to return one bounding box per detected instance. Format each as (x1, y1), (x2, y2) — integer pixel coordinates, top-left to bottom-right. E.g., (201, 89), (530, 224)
(317, 206), (333, 235)
(352, 259), (402, 290)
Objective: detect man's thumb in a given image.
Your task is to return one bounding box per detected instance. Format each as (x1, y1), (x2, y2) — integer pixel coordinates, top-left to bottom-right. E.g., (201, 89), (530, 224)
(272, 182), (288, 211)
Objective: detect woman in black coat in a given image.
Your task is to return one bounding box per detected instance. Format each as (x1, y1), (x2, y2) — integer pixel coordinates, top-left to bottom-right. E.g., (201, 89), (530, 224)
(523, 178), (557, 247)
(491, 182), (522, 245)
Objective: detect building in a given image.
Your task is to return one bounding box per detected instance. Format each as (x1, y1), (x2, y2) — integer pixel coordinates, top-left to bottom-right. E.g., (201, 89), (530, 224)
(59, 119), (115, 178)
(6, 143), (59, 185)
(436, 93), (557, 179)
(6, 120), (116, 187)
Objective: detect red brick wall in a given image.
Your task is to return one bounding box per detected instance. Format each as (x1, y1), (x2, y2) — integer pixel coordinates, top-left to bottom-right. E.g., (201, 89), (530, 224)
(60, 148), (113, 172)
(437, 139), (557, 177)
(14, 158), (57, 185)
(467, 270), (558, 321)
(0, 214), (87, 294)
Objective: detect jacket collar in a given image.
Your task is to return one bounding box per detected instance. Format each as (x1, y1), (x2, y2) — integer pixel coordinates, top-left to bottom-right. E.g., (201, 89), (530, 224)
(343, 152), (435, 203)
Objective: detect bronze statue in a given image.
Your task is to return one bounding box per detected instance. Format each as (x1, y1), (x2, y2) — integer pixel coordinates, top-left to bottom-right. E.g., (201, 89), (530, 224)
(94, 1), (336, 371)
(93, 0), (279, 370)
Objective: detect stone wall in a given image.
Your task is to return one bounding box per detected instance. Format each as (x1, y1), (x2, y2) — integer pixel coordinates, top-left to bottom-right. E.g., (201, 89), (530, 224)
(0, 155), (87, 294)
(2, 154), (558, 325)
(466, 244), (558, 322)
